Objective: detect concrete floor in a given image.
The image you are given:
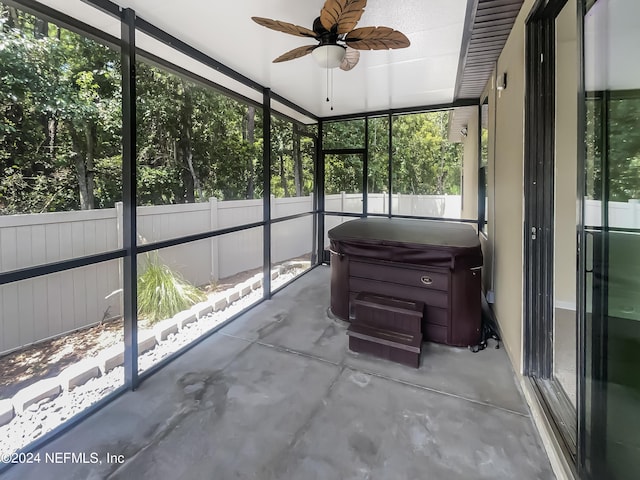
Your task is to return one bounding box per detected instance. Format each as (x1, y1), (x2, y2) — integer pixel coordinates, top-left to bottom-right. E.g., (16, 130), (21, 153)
(4, 266), (554, 480)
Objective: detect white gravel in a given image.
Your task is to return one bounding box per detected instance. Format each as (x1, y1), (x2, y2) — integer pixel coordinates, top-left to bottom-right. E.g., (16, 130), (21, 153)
(0, 269), (305, 457)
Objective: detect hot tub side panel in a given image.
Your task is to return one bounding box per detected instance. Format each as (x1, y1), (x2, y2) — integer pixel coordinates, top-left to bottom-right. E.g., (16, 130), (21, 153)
(330, 251), (350, 320)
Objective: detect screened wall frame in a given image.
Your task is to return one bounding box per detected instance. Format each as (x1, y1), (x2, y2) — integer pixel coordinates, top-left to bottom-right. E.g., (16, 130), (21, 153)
(269, 110), (319, 269)
(0, 0), (320, 467)
(119, 4), (324, 391)
(318, 105), (481, 232)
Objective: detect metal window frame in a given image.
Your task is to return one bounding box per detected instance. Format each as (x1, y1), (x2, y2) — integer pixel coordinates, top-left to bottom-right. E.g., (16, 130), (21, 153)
(388, 113), (394, 217)
(318, 107), (482, 262)
(316, 121), (326, 263)
(321, 99), (480, 122)
(121, 7), (138, 389)
(363, 118), (369, 215)
(524, 3), (557, 380)
(263, 88), (272, 300)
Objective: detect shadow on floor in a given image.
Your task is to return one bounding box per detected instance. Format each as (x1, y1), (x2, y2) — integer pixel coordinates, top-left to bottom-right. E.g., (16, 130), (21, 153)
(3, 266), (554, 480)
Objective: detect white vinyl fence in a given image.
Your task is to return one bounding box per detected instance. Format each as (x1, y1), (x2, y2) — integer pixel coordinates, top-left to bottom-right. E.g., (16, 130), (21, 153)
(584, 199), (640, 228)
(323, 193), (463, 246)
(0, 196), (313, 354)
(324, 192), (462, 218)
(6, 194), (630, 354)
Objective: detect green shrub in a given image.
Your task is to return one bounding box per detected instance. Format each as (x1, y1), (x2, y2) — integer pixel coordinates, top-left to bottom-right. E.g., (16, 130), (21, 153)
(137, 255), (206, 324)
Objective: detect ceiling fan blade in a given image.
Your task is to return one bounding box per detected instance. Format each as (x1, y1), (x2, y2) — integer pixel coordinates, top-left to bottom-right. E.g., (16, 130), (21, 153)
(346, 26), (410, 50)
(273, 45), (317, 63)
(320, 0), (367, 34)
(252, 17), (317, 38)
(339, 47), (360, 71)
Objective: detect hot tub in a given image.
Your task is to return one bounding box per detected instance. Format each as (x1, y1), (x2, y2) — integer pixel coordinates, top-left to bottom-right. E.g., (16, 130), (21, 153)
(328, 217), (483, 347)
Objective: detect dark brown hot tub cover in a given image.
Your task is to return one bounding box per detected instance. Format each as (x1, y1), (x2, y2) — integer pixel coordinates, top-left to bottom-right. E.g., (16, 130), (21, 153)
(328, 218), (482, 270)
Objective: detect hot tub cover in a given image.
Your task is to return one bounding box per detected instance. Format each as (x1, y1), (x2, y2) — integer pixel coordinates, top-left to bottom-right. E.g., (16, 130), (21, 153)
(328, 218), (482, 269)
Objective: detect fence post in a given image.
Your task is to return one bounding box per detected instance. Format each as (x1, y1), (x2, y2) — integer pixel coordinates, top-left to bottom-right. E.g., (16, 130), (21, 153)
(210, 197), (219, 281)
(630, 199), (640, 228)
(270, 194), (276, 219)
(341, 191), (346, 213)
(116, 202), (124, 250)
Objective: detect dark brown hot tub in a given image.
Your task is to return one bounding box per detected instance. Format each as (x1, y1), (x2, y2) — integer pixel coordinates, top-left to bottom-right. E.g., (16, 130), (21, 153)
(329, 218), (483, 347)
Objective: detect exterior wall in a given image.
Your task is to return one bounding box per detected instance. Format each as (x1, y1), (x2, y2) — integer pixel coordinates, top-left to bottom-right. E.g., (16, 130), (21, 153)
(554, 1), (579, 310)
(484, 0), (539, 372)
(484, 0), (580, 371)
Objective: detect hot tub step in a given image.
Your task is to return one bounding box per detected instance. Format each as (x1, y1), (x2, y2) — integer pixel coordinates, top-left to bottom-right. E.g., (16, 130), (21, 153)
(347, 323), (422, 368)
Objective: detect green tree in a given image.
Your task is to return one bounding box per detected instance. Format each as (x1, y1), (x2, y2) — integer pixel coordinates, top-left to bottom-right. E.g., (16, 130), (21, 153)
(368, 116), (389, 193)
(392, 112), (461, 195)
(322, 113), (461, 197)
(0, 6), (120, 212)
(135, 62), (264, 204)
(586, 94), (640, 203)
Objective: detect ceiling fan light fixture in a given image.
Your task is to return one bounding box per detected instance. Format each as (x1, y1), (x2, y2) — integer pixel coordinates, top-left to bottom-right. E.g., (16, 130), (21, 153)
(253, 1), (410, 69)
(311, 44), (346, 68)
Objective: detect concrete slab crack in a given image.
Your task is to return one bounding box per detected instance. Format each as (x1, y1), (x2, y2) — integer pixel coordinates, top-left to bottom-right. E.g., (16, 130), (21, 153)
(263, 365), (345, 478)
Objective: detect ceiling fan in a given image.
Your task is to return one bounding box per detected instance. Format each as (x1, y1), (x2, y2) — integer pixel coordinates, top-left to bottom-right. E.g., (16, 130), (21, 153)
(252, 0), (411, 71)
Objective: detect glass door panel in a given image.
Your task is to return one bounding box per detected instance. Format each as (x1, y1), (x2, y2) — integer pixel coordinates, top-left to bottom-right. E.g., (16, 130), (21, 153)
(324, 153), (363, 214)
(584, 0), (640, 477)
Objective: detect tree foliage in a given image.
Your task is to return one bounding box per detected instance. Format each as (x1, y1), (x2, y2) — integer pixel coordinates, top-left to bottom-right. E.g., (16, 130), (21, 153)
(392, 112), (462, 195)
(1, 3), (470, 216)
(586, 95), (640, 202)
(323, 113), (462, 196)
(1, 6), (120, 212)
(271, 116), (314, 198)
(0, 4), (267, 214)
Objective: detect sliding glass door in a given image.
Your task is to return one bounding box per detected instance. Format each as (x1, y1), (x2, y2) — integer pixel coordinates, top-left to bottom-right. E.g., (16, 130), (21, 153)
(583, 0), (640, 477)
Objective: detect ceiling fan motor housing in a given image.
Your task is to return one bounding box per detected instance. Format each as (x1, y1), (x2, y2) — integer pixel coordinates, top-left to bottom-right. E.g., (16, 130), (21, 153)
(313, 16), (340, 46)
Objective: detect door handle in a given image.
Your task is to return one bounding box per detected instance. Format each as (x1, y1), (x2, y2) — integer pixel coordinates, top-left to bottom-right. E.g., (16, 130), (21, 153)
(585, 231), (594, 273)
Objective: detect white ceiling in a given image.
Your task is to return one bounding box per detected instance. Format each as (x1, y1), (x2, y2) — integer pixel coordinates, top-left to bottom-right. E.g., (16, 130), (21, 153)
(35, 0), (470, 121)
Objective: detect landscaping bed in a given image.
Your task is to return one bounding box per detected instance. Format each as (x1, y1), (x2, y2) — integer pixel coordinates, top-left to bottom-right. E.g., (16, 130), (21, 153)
(0, 261), (309, 456)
